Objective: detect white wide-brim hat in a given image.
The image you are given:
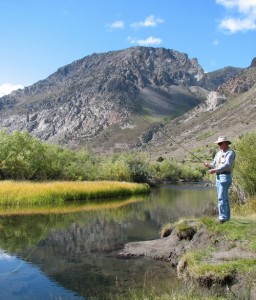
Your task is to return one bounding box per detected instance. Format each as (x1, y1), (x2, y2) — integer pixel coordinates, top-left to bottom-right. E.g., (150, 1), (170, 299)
(214, 136), (231, 144)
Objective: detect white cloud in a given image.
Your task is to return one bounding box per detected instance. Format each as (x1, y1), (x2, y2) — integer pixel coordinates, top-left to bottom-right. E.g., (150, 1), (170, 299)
(216, 0), (256, 33)
(108, 20), (125, 29)
(219, 17), (256, 32)
(216, 0), (256, 13)
(131, 15), (164, 28)
(0, 250), (15, 261)
(127, 36), (162, 46)
(0, 83), (23, 97)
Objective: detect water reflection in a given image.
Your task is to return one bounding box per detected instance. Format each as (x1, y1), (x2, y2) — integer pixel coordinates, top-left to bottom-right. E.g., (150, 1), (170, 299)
(0, 251), (83, 300)
(0, 184), (215, 299)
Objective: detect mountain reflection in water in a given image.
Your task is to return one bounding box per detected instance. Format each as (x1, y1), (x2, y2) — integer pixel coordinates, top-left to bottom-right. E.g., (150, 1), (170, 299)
(0, 184), (215, 299)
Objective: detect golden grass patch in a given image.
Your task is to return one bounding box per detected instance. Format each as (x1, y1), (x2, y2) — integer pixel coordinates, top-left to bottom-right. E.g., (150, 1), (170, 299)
(0, 180), (150, 207)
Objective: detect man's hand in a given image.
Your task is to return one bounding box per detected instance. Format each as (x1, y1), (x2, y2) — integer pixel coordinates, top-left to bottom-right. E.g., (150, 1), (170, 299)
(209, 168), (217, 174)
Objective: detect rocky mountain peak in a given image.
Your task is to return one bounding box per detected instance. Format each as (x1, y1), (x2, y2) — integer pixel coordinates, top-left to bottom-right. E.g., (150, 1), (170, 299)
(0, 47), (206, 150)
(250, 57), (256, 68)
(0, 46), (252, 153)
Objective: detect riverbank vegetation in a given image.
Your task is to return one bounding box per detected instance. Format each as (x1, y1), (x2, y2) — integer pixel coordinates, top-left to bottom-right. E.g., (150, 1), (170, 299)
(0, 180), (149, 207)
(0, 130), (204, 183)
(111, 282), (228, 300)
(232, 132), (256, 202)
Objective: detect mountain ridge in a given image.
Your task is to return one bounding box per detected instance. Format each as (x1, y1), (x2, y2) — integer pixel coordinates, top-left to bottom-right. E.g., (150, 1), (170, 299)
(0, 46), (254, 157)
(146, 63), (256, 161)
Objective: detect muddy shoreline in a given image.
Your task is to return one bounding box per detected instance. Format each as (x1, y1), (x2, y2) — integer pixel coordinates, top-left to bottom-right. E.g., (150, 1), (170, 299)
(119, 219), (256, 299)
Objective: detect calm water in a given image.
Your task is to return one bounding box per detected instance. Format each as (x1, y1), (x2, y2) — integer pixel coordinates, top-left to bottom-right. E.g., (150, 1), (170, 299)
(0, 184), (216, 300)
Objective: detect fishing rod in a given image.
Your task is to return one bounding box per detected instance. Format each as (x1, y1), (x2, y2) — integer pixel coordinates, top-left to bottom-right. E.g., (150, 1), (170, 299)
(124, 105), (205, 163)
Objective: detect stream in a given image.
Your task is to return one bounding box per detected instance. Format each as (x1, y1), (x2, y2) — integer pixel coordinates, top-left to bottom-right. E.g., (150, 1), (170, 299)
(0, 183), (216, 299)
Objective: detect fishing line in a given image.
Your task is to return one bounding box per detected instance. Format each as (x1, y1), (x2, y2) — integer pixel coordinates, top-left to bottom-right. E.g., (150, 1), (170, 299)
(0, 212), (56, 276)
(125, 105), (205, 163)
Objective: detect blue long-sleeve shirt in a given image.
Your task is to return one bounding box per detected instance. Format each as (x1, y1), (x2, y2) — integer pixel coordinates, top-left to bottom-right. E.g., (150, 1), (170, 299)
(210, 148), (236, 173)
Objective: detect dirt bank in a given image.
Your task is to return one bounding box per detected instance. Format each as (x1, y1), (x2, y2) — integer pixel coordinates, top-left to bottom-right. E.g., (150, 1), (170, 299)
(119, 219), (256, 298)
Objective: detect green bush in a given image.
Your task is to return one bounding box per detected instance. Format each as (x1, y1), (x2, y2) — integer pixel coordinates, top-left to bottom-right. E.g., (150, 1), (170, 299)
(123, 152), (150, 183)
(0, 130), (96, 181)
(149, 160), (204, 182)
(233, 133), (256, 196)
(0, 130), (205, 183)
(97, 158), (131, 181)
(96, 152), (151, 182)
(179, 164), (204, 182)
(0, 130), (49, 180)
(158, 160), (180, 181)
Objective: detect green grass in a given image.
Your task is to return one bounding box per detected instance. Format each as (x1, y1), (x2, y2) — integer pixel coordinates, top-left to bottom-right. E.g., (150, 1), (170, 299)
(180, 249), (256, 283)
(176, 200), (256, 288)
(159, 204), (256, 294)
(201, 202), (256, 251)
(0, 180), (150, 207)
(109, 282), (228, 300)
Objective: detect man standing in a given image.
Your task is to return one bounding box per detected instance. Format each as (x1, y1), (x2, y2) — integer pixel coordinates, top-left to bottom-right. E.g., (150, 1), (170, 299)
(204, 136), (236, 223)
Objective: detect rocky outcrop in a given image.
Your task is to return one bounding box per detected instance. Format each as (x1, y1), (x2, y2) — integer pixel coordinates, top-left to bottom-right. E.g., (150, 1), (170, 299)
(139, 123), (164, 144)
(217, 64), (256, 95)
(250, 57), (256, 68)
(197, 91), (227, 111)
(198, 67), (243, 91)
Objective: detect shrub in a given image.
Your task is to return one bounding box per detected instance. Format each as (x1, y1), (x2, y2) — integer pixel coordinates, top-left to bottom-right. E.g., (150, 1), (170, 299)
(233, 133), (256, 196)
(149, 160), (180, 182)
(0, 130), (50, 180)
(123, 152), (150, 183)
(0, 130), (204, 183)
(149, 160), (204, 182)
(97, 159), (131, 181)
(179, 164), (204, 182)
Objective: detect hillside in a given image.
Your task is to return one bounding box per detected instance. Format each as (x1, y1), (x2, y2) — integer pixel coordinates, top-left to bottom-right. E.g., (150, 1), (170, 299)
(0, 47), (204, 149)
(0, 46), (254, 157)
(146, 63), (256, 161)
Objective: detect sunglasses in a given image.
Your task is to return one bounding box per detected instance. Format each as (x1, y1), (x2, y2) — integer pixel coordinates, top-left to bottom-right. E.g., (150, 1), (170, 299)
(218, 142), (223, 146)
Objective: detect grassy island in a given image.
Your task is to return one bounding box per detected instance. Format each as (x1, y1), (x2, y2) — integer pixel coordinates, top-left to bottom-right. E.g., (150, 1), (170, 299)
(0, 180), (150, 207)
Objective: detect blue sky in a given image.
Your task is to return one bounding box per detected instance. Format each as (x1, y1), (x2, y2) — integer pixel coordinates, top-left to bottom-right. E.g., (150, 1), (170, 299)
(0, 0), (255, 96)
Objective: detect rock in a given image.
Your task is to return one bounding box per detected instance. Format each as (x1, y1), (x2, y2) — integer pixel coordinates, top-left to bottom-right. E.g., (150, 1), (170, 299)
(250, 57), (256, 68)
(139, 123), (163, 144)
(196, 91), (227, 112)
(205, 91), (227, 111)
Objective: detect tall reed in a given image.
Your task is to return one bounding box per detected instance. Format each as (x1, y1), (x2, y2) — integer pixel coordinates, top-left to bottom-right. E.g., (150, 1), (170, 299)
(0, 181), (150, 206)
